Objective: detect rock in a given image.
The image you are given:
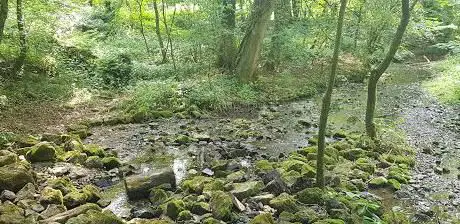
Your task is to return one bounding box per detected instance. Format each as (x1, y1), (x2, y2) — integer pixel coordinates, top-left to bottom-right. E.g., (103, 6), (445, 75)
(125, 168), (176, 200)
(165, 199), (185, 220)
(101, 157), (121, 170)
(64, 151), (88, 164)
(181, 176), (213, 194)
(296, 188), (326, 205)
(65, 209), (124, 224)
(231, 194), (246, 212)
(230, 181), (264, 200)
(251, 194), (275, 205)
(174, 134), (196, 145)
(15, 183), (36, 202)
(269, 193), (298, 213)
(132, 207), (159, 219)
(264, 177), (289, 196)
(191, 202), (210, 215)
(149, 188), (168, 205)
(177, 210), (193, 221)
(388, 179), (401, 191)
(0, 162), (35, 193)
(202, 168), (214, 176)
(48, 177), (76, 195)
(0, 189), (16, 201)
(249, 213), (275, 224)
(84, 156), (104, 169)
(40, 204), (67, 219)
(226, 170), (246, 183)
(66, 124), (91, 139)
(63, 191), (88, 209)
(82, 185), (101, 203)
(314, 218), (345, 224)
(368, 177), (388, 189)
(49, 165), (70, 176)
(17, 199), (45, 212)
(210, 191), (233, 221)
(39, 203), (101, 223)
(0, 201), (29, 224)
(0, 150), (18, 167)
(40, 187), (63, 205)
(341, 148), (365, 161)
(82, 145), (105, 157)
(25, 142), (57, 162)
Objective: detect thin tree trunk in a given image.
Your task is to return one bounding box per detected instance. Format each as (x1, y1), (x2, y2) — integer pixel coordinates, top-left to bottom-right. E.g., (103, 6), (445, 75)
(13, 0), (26, 75)
(265, 0), (291, 71)
(316, 0), (347, 189)
(365, 0), (410, 138)
(217, 0), (236, 71)
(153, 0), (167, 63)
(161, 0), (176, 70)
(136, 0), (151, 55)
(235, 0), (275, 83)
(0, 0), (7, 42)
(353, 1), (365, 50)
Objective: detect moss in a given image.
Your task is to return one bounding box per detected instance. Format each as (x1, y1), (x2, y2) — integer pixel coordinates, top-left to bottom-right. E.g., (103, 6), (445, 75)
(388, 166), (410, 184)
(174, 134), (197, 145)
(190, 202), (210, 215)
(177, 210), (193, 221)
(64, 139), (85, 152)
(369, 177), (388, 188)
(203, 217), (222, 224)
(65, 209), (124, 224)
(340, 148), (365, 161)
(383, 154), (415, 167)
(281, 159), (316, 177)
(388, 179), (401, 191)
(48, 177), (77, 195)
(332, 141), (352, 151)
(149, 188), (169, 205)
(0, 150), (18, 167)
(210, 191), (233, 221)
(231, 181), (264, 199)
(181, 176), (213, 193)
(203, 179), (225, 193)
(40, 187), (63, 205)
(0, 201), (29, 224)
(226, 170), (245, 182)
(269, 193), (299, 213)
(83, 144), (105, 157)
(165, 199), (185, 220)
(295, 208), (321, 223)
(296, 187), (326, 205)
(63, 151), (87, 164)
(82, 185), (101, 203)
(279, 211), (296, 222)
(353, 158), (376, 174)
(280, 170), (302, 187)
(250, 213), (276, 224)
(85, 156), (104, 169)
(64, 191), (88, 208)
(255, 160), (275, 173)
(313, 219), (345, 224)
(0, 162), (35, 193)
(26, 142), (57, 162)
(101, 157), (121, 170)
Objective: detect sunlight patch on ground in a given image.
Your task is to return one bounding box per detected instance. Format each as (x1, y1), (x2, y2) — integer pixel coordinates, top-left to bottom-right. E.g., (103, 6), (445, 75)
(66, 88), (92, 107)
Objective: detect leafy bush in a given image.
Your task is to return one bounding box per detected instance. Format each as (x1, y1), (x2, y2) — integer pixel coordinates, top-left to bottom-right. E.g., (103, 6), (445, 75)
(96, 53), (133, 88)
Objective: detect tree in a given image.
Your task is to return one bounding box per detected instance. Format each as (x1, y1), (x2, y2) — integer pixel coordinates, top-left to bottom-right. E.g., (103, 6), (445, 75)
(135, 0), (151, 55)
(161, 0), (176, 70)
(13, 0), (26, 75)
(365, 0), (410, 138)
(234, 0), (275, 83)
(152, 0), (167, 63)
(265, 0), (291, 71)
(0, 0), (7, 42)
(316, 0), (348, 189)
(217, 0), (236, 71)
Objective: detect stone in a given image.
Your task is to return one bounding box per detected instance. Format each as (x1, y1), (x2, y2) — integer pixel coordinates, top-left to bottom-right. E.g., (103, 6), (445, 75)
(64, 151), (87, 164)
(177, 210), (193, 221)
(341, 148), (365, 161)
(270, 192), (299, 213)
(368, 177), (388, 189)
(65, 209), (124, 224)
(48, 165), (70, 176)
(149, 188), (168, 205)
(48, 177), (76, 195)
(0, 190), (16, 201)
(210, 191), (233, 221)
(202, 168), (214, 176)
(0, 150), (18, 167)
(84, 156), (104, 169)
(39, 187), (63, 205)
(82, 145), (105, 157)
(40, 204), (67, 219)
(296, 188), (326, 205)
(15, 183), (36, 202)
(231, 194), (246, 212)
(125, 168), (176, 200)
(39, 203), (101, 223)
(132, 207), (159, 219)
(181, 176), (213, 194)
(25, 142), (57, 162)
(0, 201), (29, 224)
(101, 157), (121, 170)
(165, 199), (185, 220)
(250, 213), (276, 224)
(434, 167), (443, 175)
(251, 194), (275, 205)
(230, 181), (264, 200)
(226, 170), (246, 183)
(0, 162), (35, 193)
(82, 185), (101, 203)
(63, 191), (88, 209)
(190, 202), (210, 215)
(264, 177), (289, 196)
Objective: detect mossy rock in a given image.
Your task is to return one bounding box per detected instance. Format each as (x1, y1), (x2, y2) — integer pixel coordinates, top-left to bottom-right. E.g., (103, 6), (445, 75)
(226, 170), (246, 183)
(40, 187), (63, 205)
(296, 187), (326, 205)
(340, 148), (365, 161)
(65, 209), (124, 224)
(255, 160), (275, 173)
(64, 191), (89, 208)
(174, 134), (197, 145)
(203, 179), (225, 194)
(101, 157), (121, 170)
(15, 135), (40, 148)
(353, 158), (376, 174)
(0, 201), (32, 224)
(181, 176), (213, 194)
(348, 169), (371, 181)
(48, 177), (77, 195)
(177, 210), (193, 221)
(190, 202), (210, 215)
(269, 193), (299, 213)
(203, 217), (222, 224)
(280, 170), (302, 187)
(332, 141), (352, 151)
(250, 213), (276, 224)
(82, 185), (101, 203)
(388, 166), (410, 184)
(388, 179), (401, 191)
(279, 211), (296, 222)
(231, 181), (264, 200)
(281, 159), (316, 177)
(368, 177), (388, 189)
(149, 188), (169, 205)
(82, 145), (105, 157)
(210, 191), (233, 221)
(165, 199), (186, 220)
(84, 156), (103, 169)
(26, 142), (57, 162)
(66, 124), (91, 139)
(0, 150), (18, 167)
(0, 162), (35, 192)
(383, 155), (415, 167)
(64, 139), (85, 152)
(314, 219), (345, 224)
(63, 151), (88, 164)
(294, 208), (321, 223)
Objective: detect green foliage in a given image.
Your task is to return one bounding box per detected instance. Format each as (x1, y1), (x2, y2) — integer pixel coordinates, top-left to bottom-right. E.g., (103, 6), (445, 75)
(424, 55), (460, 104)
(96, 53), (133, 89)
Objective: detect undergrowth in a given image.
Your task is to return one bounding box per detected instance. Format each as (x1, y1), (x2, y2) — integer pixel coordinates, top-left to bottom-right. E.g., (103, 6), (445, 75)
(423, 55), (460, 104)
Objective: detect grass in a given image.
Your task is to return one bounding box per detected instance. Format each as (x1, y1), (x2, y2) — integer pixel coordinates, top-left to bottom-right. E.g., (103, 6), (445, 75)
(424, 55), (460, 104)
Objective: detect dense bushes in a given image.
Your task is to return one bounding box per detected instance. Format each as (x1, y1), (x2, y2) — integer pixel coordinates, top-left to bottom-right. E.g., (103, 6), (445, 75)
(96, 53), (133, 89)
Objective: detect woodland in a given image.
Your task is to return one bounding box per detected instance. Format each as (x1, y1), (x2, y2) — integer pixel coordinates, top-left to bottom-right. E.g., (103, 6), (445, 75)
(0, 0), (459, 223)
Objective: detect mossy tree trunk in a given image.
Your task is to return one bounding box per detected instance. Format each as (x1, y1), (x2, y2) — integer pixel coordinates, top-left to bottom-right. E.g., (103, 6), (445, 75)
(365, 0), (410, 139)
(234, 0), (275, 83)
(153, 0), (167, 63)
(0, 0), (8, 42)
(217, 0), (236, 72)
(316, 0), (347, 189)
(265, 0), (291, 71)
(13, 0), (26, 75)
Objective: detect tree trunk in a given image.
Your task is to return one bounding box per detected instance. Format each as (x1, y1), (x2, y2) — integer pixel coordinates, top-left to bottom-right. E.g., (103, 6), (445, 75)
(136, 0), (151, 55)
(265, 0), (291, 71)
(365, 0), (410, 138)
(153, 0), (167, 63)
(161, 0), (176, 70)
(217, 0), (236, 71)
(316, 0), (347, 189)
(234, 0), (275, 83)
(353, 1), (365, 50)
(13, 0), (26, 75)
(0, 0), (8, 42)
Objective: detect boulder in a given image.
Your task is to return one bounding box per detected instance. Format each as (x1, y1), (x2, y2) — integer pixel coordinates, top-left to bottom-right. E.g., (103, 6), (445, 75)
(82, 185), (101, 203)
(190, 202), (210, 215)
(0, 150), (18, 167)
(40, 204), (67, 219)
(65, 209), (124, 224)
(48, 177), (77, 195)
(84, 156), (104, 169)
(0, 162), (35, 192)
(0, 190), (16, 201)
(165, 199), (185, 220)
(368, 177), (388, 189)
(101, 157), (121, 170)
(250, 213), (276, 224)
(15, 183), (36, 202)
(230, 181), (264, 200)
(40, 187), (64, 205)
(63, 191), (88, 209)
(125, 168), (176, 200)
(210, 191), (233, 221)
(269, 193), (299, 213)
(296, 187), (326, 205)
(39, 203), (101, 223)
(0, 201), (31, 224)
(26, 142), (57, 162)
(177, 210), (193, 221)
